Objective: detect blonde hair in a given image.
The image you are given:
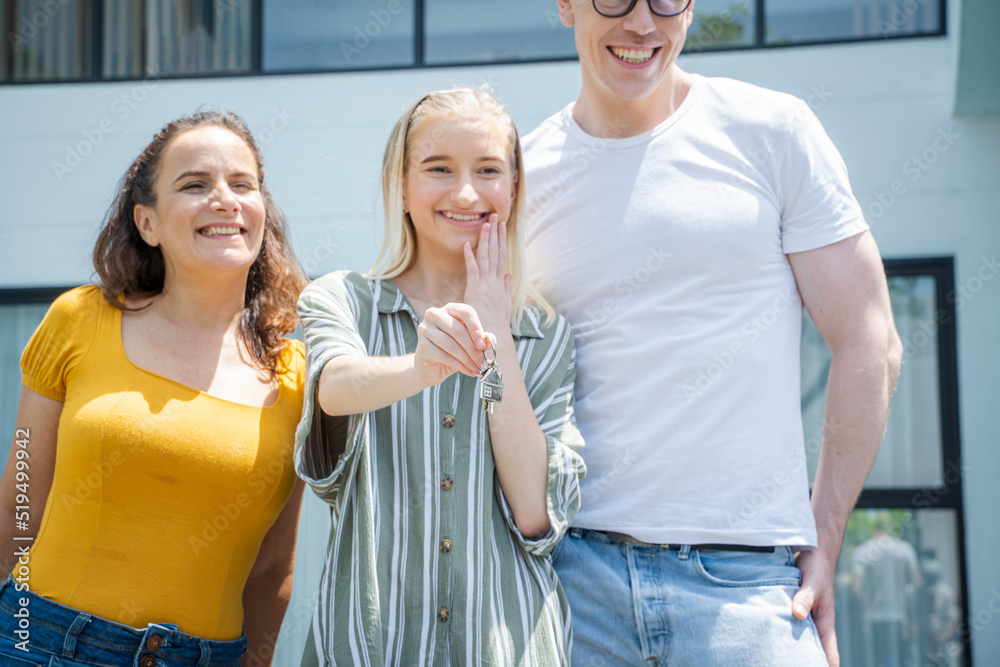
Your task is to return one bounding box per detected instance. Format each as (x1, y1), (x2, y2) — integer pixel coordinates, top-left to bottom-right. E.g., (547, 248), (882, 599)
(367, 87), (554, 329)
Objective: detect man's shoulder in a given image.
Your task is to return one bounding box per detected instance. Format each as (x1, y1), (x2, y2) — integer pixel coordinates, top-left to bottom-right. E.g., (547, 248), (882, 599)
(699, 75), (809, 127)
(701, 75), (802, 105)
(522, 104), (574, 156)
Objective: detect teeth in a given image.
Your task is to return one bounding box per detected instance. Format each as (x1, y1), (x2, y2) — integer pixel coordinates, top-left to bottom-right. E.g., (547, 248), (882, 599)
(611, 46), (655, 64)
(201, 226), (241, 236)
(442, 212), (483, 221)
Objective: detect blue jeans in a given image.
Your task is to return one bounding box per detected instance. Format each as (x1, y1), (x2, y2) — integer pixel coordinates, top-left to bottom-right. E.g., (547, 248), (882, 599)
(553, 528), (829, 667)
(0, 576), (246, 667)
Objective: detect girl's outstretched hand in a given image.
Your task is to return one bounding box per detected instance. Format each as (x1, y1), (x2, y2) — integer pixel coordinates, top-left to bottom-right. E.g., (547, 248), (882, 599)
(413, 302), (487, 387)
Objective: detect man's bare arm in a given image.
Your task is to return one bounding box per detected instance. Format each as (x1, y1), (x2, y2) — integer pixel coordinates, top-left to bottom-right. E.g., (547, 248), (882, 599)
(787, 231), (904, 667)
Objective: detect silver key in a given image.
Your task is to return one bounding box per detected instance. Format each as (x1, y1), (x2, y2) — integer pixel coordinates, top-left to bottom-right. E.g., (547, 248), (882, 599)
(479, 339), (503, 415)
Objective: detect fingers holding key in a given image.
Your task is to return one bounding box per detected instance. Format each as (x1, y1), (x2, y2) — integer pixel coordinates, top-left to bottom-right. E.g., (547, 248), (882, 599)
(418, 303), (486, 378)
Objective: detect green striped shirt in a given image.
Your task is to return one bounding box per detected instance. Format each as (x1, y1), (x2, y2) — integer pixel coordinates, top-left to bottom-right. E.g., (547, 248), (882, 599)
(294, 271), (586, 667)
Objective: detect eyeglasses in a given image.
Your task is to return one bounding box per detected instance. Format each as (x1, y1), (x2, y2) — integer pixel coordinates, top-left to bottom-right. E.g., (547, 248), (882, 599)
(592, 0), (693, 19)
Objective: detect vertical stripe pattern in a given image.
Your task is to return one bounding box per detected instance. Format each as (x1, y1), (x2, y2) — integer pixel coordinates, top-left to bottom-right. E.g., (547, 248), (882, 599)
(294, 271), (586, 667)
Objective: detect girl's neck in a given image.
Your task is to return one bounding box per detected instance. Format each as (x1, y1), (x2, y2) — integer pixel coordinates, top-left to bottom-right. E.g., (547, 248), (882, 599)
(393, 255), (466, 316)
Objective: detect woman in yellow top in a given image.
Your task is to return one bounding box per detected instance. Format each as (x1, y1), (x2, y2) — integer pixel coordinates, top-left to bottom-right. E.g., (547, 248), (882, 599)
(0, 111), (308, 667)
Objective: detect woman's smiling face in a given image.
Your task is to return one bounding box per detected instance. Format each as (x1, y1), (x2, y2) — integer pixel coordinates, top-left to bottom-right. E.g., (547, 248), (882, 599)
(133, 125), (266, 280)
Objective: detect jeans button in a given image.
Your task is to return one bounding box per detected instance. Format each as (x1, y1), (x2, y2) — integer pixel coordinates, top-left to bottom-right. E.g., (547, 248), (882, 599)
(146, 633), (163, 651)
(140, 655), (157, 667)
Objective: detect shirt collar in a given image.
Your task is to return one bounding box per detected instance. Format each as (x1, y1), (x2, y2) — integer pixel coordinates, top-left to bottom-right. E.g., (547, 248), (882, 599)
(373, 278), (544, 339)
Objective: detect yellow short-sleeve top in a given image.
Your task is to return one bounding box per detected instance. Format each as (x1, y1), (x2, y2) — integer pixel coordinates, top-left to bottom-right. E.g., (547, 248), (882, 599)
(18, 285), (305, 640)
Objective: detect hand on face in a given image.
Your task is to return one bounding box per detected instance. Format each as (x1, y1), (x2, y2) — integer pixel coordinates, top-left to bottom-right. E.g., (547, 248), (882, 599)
(410, 217), (512, 389)
(464, 214), (512, 336)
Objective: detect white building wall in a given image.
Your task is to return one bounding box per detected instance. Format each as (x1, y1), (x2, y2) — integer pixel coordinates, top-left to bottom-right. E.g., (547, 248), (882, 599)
(1, 0), (997, 662)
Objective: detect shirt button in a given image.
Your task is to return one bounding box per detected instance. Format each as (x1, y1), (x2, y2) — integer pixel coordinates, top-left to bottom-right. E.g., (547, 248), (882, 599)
(440, 539), (453, 553)
(140, 656), (157, 667)
(145, 634), (163, 651)
(442, 415), (455, 428)
(441, 477), (453, 491)
(438, 607), (450, 622)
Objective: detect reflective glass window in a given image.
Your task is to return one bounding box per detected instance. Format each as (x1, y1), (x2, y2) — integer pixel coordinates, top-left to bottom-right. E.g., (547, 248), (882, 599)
(802, 273), (944, 488)
(263, 0), (415, 72)
(836, 509), (965, 667)
(424, 0), (575, 66)
(101, 0), (253, 79)
(765, 0), (942, 45)
(0, 300), (54, 462)
(1, 0), (92, 82)
(685, 0), (755, 52)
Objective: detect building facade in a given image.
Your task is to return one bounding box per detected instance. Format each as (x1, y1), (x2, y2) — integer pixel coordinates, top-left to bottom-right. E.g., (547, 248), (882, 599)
(1, 1), (997, 665)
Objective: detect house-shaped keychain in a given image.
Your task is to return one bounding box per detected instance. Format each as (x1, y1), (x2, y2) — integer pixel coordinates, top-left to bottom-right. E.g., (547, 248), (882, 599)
(479, 337), (504, 414)
(480, 364), (503, 403)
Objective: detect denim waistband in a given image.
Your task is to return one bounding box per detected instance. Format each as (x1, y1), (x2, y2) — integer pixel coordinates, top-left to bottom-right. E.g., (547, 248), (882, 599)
(0, 576), (246, 666)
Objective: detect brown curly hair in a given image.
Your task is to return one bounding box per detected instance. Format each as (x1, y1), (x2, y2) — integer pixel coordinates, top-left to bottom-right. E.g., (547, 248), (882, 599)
(92, 110), (307, 378)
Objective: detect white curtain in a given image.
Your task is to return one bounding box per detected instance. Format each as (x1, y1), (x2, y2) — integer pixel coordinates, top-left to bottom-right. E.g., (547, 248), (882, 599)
(8, 0), (88, 81)
(103, 0), (251, 78)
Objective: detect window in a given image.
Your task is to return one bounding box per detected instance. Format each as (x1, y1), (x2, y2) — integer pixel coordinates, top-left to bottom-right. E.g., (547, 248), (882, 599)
(102, 0), (254, 79)
(2, 0), (946, 84)
(800, 257), (969, 667)
(2, 0), (93, 82)
(263, 0), (414, 72)
(0, 289), (68, 464)
(687, 0), (756, 51)
(2, 0), (253, 83)
(423, 0), (575, 66)
(766, 0), (943, 45)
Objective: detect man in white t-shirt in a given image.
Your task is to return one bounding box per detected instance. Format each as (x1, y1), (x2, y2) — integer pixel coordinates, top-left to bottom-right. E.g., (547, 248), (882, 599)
(522, 1), (903, 665)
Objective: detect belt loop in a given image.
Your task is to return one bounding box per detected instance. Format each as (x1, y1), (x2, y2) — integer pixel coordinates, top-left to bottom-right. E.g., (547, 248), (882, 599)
(676, 544), (691, 561)
(62, 612), (92, 658)
(197, 639), (211, 667)
(0, 575), (11, 597)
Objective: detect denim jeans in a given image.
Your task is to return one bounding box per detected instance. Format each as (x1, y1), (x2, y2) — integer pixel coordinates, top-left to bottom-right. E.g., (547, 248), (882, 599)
(0, 576), (246, 667)
(553, 528), (829, 667)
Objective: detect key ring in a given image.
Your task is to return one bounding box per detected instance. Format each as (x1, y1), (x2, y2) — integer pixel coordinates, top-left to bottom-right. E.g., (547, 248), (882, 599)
(483, 333), (498, 365)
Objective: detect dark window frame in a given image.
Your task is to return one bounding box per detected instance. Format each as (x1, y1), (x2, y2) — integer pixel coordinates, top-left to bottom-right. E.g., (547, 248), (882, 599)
(0, 287), (73, 306)
(851, 256), (970, 667)
(1, 0), (947, 85)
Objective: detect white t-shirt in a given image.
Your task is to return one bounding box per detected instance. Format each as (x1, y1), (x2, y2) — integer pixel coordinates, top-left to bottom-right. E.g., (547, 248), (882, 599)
(522, 74), (868, 547)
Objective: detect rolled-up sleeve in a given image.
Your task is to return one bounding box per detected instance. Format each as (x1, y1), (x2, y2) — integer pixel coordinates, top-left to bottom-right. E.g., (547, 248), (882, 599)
(496, 315), (586, 557)
(294, 272), (371, 502)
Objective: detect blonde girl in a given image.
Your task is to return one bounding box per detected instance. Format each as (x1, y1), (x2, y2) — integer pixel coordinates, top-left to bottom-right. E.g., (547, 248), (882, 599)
(294, 88), (586, 666)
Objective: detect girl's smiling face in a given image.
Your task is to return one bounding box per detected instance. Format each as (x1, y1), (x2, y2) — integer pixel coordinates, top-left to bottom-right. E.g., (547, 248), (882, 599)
(403, 116), (516, 265)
